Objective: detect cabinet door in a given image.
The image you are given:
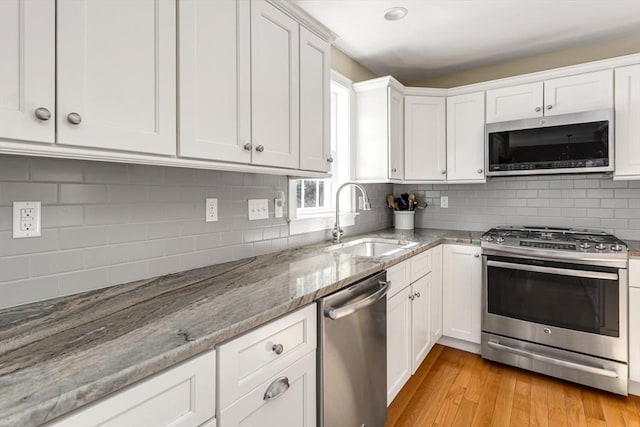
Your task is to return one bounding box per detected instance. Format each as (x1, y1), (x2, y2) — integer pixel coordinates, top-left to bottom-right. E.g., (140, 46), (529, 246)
(446, 92), (485, 182)
(388, 86), (404, 180)
(442, 245), (482, 344)
(387, 286), (412, 406)
(50, 351), (216, 427)
(57, 0), (176, 155)
(630, 287), (640, 382)
(614, 65), (640, 178)
(543, 69), (613, 116)
(485, 82), (543, 123)
(0, 0), (54, 143)
(404, 96), (446, 181)
(251, 0), (299, 169)
(219, 351), (316, 427)
(178, 0), (251, 163)
(299, 26), (330, 172)
(411, 274), (432, 373)
(430, 245), (443, 344)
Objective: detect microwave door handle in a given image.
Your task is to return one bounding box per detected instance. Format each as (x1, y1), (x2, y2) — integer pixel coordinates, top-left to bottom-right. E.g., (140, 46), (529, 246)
(486, 260), (618, 281)
(487, 340), (619, 378)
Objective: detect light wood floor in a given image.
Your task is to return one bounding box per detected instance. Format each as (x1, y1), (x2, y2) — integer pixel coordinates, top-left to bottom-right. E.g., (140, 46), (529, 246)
(386, 344), (640, 427)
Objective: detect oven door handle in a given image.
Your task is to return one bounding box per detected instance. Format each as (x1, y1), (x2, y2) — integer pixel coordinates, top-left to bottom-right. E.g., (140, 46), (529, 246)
(486, 260), (618, 281)
(487, 340), (619, 378)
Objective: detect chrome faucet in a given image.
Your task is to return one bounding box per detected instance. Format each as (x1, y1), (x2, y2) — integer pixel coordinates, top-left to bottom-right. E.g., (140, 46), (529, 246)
(332, 182), (372, 243)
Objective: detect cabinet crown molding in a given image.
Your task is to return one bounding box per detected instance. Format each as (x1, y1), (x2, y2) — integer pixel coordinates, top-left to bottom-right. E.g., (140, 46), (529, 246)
(268, 0), (337, 42)
(353, 75), (405, 93)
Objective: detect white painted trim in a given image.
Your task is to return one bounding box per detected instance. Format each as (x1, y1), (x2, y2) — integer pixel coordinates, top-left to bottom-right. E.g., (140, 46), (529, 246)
(630, 380), (640, 396)
(438, 336), (482, 355)
(403, 87), (448, 97)
(0, 140), (330, 178)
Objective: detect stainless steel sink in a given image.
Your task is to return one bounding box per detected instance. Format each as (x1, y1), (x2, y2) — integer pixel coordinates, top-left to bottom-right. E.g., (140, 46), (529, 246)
(327, 238), (419, 258)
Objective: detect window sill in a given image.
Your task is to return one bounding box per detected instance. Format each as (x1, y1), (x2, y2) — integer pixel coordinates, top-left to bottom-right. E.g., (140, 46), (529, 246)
(289, 212), (357, 236)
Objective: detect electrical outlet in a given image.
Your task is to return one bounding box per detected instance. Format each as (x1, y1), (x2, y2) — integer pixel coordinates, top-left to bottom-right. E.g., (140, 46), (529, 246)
(274, 192), (285, 218)
(248, 199), (269, 220)
(205, 198), (218, 222)
(13, 201), (41, 238)
(440, 196), (449, 209)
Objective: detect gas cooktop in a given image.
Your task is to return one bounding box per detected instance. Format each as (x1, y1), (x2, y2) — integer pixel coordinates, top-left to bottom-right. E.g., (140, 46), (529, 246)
(481, 226), (627, 256)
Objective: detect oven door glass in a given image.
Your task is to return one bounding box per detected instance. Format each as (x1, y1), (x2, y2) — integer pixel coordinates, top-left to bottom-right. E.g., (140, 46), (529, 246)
(486, 256), (619, 337)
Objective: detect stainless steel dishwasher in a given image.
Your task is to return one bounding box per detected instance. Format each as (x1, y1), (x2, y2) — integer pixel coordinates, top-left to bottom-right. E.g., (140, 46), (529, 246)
(319, 270), (389, 427)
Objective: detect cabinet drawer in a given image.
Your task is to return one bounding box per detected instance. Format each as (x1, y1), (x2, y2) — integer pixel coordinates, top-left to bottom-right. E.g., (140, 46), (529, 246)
(387, 260), (411, 298)
(218, 351), (316, 427)
(630, 259), (640, 288)
(411, 250), (432, 282)
(49, 351), (216, 427)
(218, 304), (317, 409)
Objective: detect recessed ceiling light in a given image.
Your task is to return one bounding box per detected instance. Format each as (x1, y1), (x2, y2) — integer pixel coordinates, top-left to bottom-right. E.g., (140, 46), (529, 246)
(384, 7), (408, 21)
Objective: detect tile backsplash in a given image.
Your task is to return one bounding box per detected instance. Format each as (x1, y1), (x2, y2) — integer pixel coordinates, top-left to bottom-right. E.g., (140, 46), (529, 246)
(395, 174), (640, 239)
(0, 155), (392, 309)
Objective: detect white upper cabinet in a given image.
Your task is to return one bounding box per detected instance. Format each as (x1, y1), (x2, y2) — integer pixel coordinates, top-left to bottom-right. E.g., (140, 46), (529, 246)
(543, 69), (613, 116)
(299, 27), (331, 172)
(353, 77), (405, 183)
(178, 0), (251, 163)
(485, 82), (543, 123)
(446, 92), (486, 182)
(57, 0), (176, 155)
(486, 70), (613, 123)
(404, 96), (446, 181)
(251, 0), (300, 169)
(615, 65), (640, 179)
(0, 0), (55, 143)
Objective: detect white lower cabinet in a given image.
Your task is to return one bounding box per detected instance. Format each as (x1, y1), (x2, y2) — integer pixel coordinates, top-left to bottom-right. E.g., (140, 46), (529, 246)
(387, 248), (441, 405)
(218, 352), (315, 427)
(49, 351), (216, 427)
(629, 260), (640, 383)
(217, 304), (317, 427)
(442, 244), (482, 344)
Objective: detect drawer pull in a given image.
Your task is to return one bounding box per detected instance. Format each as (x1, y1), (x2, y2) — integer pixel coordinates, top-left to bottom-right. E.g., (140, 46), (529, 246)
(414, 292), (421, 298)
(263, 376), (290, 401)
(272, 343), (284, 355)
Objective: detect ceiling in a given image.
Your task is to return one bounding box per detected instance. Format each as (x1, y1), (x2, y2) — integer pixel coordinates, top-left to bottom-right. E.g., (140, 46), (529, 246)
(294, 0), (640, 83)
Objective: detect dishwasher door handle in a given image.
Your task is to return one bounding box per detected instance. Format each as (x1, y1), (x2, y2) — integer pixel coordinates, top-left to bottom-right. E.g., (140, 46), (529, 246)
(325, 281), (390, 320)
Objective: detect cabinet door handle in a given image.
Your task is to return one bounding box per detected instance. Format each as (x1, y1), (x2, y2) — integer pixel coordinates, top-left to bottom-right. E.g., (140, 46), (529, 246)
(441, 170), (446, 175)
(255, 145), (265, 152)
(474, 253), (480, 258)
(546, 105), (553, 110)
(263, 376), (290, 401)
(243, 143), (252, 151)
(327, 156), (334, 163)
(67, 112), (82, 125)
(535, 106), (541, 112)
(409, 294), (415, 301)
(35, 107), (51, 121)
(272, 343), (284, 355)
(414, 292), (421, 298)
(391, 167), (397, 173)
(477, 169), (483, 174)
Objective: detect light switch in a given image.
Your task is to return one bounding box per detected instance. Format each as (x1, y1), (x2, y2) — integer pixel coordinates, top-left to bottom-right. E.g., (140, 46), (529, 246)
(248, 199), (269, 220)
(440, 196), (449, 209)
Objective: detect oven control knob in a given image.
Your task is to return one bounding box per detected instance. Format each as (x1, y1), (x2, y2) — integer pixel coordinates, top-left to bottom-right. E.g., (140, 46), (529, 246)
(485, 236), (494, 242)
(496, 236), (505, 244)
(611, 244), (623, 252)
(579, 242), (591, 250)
(595, 243), (606, 251)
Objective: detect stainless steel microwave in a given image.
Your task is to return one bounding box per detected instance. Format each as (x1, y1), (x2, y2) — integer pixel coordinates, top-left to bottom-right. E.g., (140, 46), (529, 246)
(486, 110), (613, 176)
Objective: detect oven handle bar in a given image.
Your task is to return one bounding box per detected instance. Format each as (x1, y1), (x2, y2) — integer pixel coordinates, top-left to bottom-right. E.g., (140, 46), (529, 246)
(486, 260), (619, 281)
(487, 340), (619, 378)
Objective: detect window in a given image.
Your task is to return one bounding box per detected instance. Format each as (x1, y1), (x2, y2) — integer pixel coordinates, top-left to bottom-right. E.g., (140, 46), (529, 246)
(289, 71), (354, 235)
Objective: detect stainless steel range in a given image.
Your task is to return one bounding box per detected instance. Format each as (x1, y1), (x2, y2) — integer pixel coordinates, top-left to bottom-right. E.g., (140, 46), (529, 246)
(480, 226), (628, 394)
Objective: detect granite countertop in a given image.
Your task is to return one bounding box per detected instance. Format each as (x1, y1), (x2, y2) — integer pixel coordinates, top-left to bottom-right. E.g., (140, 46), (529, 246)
(0, 228), (481, 426)
(624, 240), (640, 258)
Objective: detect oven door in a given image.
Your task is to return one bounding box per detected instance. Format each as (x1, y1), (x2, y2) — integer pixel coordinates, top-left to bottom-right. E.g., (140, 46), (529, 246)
(482, 254), (627, 363)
